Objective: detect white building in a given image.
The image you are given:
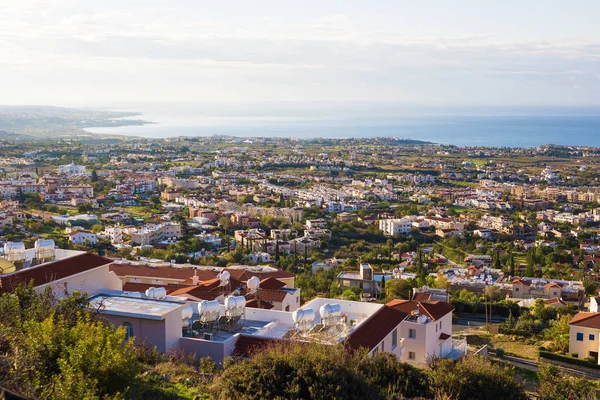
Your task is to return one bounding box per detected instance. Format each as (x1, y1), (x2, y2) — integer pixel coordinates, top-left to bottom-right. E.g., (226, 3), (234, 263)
(568, 312), (600, 364)
(58, 163), (87, 175)
(68, 231), (98, 245)
(379, 217), (416, 236)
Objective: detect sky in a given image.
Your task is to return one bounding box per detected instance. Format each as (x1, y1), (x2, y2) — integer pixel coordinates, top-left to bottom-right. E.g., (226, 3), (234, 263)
(1, 0), (599, 106)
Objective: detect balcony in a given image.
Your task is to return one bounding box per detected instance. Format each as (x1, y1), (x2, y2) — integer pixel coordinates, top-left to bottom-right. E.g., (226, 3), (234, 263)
(444, 337), (468, 360)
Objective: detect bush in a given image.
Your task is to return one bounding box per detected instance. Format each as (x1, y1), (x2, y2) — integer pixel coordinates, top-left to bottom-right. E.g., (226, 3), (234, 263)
(538, 363), (596, 400)
(539, 350), (600, 370)
(495, 348), (505, 358)
(211, 343), (428, 400)
(428, 356), (528, 400)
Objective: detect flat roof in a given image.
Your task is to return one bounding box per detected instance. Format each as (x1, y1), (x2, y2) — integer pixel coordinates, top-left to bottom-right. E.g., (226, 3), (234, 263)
(89, 294), (187, 321)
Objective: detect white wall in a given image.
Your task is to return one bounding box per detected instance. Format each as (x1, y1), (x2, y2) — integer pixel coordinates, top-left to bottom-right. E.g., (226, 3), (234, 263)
(37, 265), (122, 299)
(569, 325), (600, 364)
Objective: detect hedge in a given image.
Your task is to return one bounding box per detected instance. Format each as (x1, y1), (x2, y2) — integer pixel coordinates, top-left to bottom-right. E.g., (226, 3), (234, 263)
(539, 350), (600, 370)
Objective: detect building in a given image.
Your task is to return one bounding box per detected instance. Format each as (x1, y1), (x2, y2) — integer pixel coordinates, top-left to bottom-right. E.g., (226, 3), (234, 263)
(89, 294), (189, 353)
(130, 223), (182, 246)
(58, 163), (87, 175)
(386, 299), (464, 365)
(338, 264), (381, 296)
(0, 246), (121, 298)
(379, 217), (414, 236)
(68, 231), (98, 245)
(568, 312), (600, 364)
(511, 277), (585, 306)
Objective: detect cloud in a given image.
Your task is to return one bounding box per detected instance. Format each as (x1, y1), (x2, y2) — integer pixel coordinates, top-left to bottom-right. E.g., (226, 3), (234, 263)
(0, 1), (599, 104)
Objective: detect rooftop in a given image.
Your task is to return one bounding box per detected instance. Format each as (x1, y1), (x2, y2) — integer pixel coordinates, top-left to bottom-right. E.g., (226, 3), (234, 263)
(89, 294), (187, 320)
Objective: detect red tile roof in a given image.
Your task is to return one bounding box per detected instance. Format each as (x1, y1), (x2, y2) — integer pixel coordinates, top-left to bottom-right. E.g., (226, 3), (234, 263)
(225, 267), (295, 282)
(386, 299), (455, 321)
(569, 312), (600, 329)
(512, 278), (531, 286)
(245, 298), (274, 310)
(122, 282), (190, 294)
(345, 306), (408, 352)
(259, 276), (287, 290)
(257, 288), (288, 303)
(0, 253), (112, 294)
(110, 264), (218, 281)
(412, 293), (432, 302)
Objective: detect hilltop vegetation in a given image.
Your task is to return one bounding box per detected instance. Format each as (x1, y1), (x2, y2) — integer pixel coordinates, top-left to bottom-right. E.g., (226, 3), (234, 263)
(0, 287), (596, 400)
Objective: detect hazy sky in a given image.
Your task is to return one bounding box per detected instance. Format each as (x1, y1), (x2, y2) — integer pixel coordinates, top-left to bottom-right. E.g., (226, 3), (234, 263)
(1, 0), (599, 106)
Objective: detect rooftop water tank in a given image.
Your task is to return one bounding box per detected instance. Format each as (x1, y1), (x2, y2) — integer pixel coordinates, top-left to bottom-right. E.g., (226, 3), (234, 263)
(224, 295), (246, 310)
(219, 270), (231, 285)
(34, 239), (55, 251)
(417, 315), (428, 324)
(292, 308), (315, 324)
(247, 276), (260, 292)
(154, 287), (167, 299)
(145, 287), (156, 299)
(198, 300), (220, 317)
(319, 303), (342, 319)
(4, 242), (25, 262)
(181, 305), (193, 320)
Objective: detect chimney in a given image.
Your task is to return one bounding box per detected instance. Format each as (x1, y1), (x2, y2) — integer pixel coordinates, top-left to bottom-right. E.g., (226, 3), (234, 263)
(192, 270), (199, 285)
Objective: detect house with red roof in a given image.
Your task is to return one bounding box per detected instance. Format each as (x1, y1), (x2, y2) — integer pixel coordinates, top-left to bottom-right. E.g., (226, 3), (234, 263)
(568, 312), (600, 364)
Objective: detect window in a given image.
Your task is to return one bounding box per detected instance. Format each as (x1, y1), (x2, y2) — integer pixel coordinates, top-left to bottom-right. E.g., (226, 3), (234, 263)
(576, 332), (584, 341)
(409, 329), (416, 339)
(515, 288), (519, 292)
(440, 321), (442, 329)
(436, 324), (438, 332)
(392, 329), (398, 350)
(285, 305), (290, 312)
(381, 341), (384, 352)
(408, 351), (416, 360)
(296, 296), (299, 304)
(123, 322), (134, 341)
(590, 334), (595, 341)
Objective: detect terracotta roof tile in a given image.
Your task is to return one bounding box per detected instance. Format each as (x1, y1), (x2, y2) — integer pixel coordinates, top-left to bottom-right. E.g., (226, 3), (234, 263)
(386, 299), (454, 321)
(412, 293), (432, 302)
(110, 264), (217, 281)
(346, 306), (408, 352)
(259, 276), (287, 290)
(569, 312), (600, 329)
(0, 253), (112, 293)
(257, 288), (288, 303)
(122, 282), (190, 294)
(245, 298), (274, 310)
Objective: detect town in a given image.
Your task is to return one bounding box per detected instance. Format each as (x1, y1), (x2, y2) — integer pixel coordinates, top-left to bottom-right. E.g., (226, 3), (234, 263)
(0, 136), (599, 398)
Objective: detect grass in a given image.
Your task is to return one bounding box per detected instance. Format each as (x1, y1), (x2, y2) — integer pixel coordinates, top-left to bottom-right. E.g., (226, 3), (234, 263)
(467, 332), (541, 361)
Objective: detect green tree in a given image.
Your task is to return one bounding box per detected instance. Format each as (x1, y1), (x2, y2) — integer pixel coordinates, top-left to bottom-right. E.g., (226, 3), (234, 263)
(537, 363), (596, 400)
(91, 169), (98, 182)
(211, 343), (428, 400)
(429, 356), (528, 400)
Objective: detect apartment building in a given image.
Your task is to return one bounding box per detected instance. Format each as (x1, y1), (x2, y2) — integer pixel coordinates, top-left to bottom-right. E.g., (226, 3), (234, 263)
(379, 217), (415, 236)
(130, 223), (182, 246)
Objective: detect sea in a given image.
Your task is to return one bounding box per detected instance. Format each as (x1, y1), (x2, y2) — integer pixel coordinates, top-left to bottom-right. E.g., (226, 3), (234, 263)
(83, 103), (600, 148)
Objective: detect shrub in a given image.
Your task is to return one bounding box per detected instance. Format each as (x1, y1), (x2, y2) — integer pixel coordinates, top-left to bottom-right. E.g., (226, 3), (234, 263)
(495, 348), (505, 358)
(539, 350), (600, 370)
(211, 343), (428, 400)
(428, 356), (528, 400)
(538, 363), (596, 400)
